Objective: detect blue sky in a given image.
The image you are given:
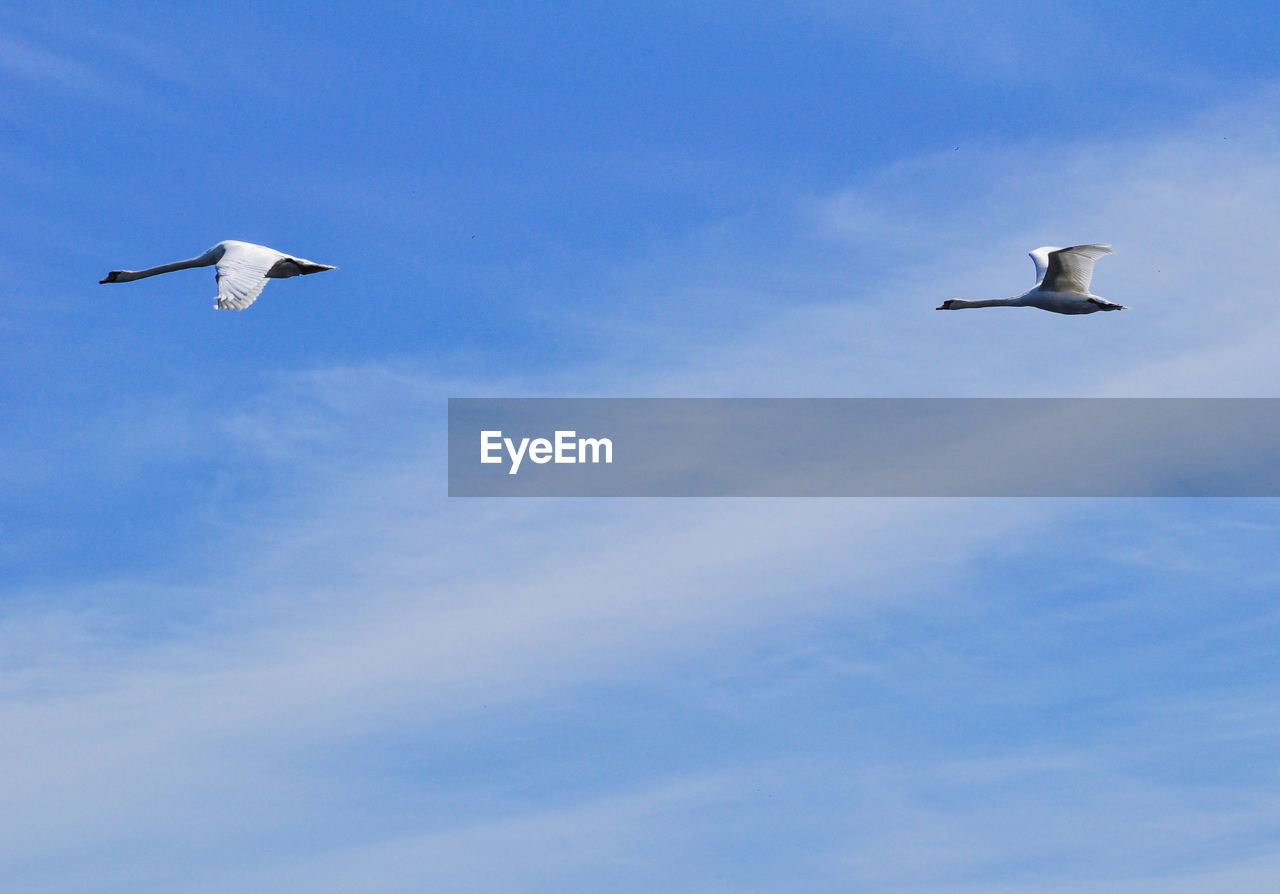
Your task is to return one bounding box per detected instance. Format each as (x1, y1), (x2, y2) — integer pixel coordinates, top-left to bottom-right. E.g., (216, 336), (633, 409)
(6, 2), (1280, 891)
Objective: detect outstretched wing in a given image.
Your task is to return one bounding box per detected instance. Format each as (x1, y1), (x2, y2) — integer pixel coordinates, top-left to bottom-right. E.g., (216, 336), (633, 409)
(214, 244), (280, 310)
(1028, 246), (1063, 284)
(1041, 244), (1113, 294)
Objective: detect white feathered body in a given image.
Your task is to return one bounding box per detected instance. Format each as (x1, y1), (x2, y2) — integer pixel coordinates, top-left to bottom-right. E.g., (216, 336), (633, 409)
(1015, 287), (1124, 315)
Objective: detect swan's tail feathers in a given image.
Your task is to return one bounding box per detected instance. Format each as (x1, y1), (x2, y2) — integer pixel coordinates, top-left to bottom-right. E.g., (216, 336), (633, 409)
(1087, 297), (1126, 311)
(267, 257), (336, 278)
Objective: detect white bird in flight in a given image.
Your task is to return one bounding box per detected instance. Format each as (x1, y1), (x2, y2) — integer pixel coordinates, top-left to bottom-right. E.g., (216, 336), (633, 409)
(937, 244), (1124, 314)
(99, 240), (335, 310)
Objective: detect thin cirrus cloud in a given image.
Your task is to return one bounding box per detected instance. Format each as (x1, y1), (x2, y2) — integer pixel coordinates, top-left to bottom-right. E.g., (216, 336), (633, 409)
(7, 47), (1280, 894)
(627, 92), (1280, 398)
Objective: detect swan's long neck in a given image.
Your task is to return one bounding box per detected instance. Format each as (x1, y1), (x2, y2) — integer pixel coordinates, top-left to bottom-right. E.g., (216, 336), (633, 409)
(115, 250), (219, 281)
(950, 296), (1025, 308)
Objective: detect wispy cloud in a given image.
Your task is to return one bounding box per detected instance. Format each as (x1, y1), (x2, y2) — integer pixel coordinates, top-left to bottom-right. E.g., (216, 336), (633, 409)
(0, 28), (159, 108)
(8, 67), (1280, 894)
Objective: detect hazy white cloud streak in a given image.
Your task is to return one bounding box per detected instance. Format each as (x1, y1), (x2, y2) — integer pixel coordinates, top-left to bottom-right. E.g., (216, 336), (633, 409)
(7, 84), (1280, 893)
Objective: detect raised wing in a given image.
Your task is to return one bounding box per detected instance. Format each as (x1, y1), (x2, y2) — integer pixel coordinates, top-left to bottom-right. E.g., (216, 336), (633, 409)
(214, 243), (280, 310)
(1028, 246), (1063, 284)
(1041, 244), (1113, 294)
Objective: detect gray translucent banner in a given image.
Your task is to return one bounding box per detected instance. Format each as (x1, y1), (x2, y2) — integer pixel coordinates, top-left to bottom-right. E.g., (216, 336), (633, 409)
(448, 398), (1280, 497)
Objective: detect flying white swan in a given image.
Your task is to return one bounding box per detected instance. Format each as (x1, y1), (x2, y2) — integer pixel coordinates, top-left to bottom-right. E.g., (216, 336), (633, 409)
(99, 240), (335, 310)
(937, 244), (1124, 314)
